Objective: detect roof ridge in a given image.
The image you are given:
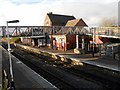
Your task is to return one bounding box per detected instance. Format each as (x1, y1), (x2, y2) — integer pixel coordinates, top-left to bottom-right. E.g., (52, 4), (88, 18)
(65, 18), (88, 27)
(47, 13), (75, 17)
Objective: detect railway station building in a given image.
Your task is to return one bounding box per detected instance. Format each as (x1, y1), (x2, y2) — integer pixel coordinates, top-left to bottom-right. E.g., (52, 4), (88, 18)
(21, 13), (89, 51)
(44, 13), (88, 51)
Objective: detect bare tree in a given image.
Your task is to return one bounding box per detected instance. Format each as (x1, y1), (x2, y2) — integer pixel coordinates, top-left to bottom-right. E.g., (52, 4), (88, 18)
(100, 17), (117, 27)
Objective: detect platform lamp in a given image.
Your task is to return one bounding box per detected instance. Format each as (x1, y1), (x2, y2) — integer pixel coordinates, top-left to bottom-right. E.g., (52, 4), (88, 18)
(6, 20), (19, 90)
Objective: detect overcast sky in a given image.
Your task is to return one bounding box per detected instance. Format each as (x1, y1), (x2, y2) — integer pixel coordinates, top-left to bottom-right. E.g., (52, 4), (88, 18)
(0, 0), (119, 26)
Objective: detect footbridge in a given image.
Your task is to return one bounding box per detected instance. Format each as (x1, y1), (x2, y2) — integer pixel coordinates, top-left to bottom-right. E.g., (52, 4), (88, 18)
(0, 26), (120, 39)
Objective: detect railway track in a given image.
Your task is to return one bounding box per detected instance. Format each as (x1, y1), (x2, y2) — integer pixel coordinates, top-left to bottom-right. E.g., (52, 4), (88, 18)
(22, 46), (120, 89)
(2, 43), (77, 89)
(13, 51), (77, 89)
(2, 43), (120, 89)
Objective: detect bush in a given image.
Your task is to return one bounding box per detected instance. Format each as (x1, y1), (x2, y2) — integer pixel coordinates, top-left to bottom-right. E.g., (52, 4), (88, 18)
(1, 37), (20, 44)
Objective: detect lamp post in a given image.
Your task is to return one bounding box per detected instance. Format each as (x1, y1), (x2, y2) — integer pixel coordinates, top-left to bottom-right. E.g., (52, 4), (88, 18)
(92, 27), (95, 57)
(6, 20), (19, 90)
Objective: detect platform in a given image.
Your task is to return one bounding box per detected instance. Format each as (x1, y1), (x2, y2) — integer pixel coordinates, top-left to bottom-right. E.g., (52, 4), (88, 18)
(81, 57), (120, 72)
(0, 44), (2, 89)
(1, 45), (58, 89)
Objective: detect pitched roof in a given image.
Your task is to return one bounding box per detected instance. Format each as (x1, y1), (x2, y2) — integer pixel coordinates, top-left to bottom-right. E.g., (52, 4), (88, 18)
(65, 18), (88, 27)
(47, 13), (76, 26)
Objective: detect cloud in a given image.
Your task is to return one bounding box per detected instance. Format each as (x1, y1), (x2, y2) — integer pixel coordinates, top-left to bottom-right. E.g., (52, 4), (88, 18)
(0, 0), (62, 26)
(0, 0), (118, 26)
(0, 0), (43, 4)
(60, 0), (118, 26)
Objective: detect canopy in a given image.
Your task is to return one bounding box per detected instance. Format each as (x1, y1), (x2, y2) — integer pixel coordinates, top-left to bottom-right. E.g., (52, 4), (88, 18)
(90, 35), (103, 44)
